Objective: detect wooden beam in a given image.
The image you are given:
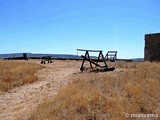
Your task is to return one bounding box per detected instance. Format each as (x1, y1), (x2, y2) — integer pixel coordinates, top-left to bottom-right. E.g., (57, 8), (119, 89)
(81, 55), (101, 67)
(77, 49), (102, 52)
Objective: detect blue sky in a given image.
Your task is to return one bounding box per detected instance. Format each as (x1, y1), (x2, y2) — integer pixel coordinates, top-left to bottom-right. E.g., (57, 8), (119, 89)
(0, 0), (160, 58)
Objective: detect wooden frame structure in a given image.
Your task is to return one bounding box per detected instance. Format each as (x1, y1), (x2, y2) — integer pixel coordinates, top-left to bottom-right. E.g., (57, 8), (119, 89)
(105, 51), (117, 62)
(77, 49), (115, 72)
(41, 56), (52, 64)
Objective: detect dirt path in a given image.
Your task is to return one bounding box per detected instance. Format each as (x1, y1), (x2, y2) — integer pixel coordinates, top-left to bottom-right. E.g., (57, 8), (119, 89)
(0, 60), (80, 120)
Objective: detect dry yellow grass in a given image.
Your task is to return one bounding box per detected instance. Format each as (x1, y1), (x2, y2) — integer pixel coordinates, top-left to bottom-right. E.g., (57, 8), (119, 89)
(30, 61), (160, 120)
(0, 60), (44, 92)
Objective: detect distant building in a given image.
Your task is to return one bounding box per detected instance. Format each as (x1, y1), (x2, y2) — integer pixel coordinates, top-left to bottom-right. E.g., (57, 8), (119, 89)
(144, 33), (160, 61)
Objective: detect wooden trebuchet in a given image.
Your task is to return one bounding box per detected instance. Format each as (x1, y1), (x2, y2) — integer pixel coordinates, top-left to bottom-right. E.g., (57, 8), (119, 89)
(105, 51), (117, 62)
(41, 56), (52, 64)
(77, 49), (115, 72)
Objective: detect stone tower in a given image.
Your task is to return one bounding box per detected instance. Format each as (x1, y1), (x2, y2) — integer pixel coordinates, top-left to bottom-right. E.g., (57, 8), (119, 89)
(144, 33), (160, 61)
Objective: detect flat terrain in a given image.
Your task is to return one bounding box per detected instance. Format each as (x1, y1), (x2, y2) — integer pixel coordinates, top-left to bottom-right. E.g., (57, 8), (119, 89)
(0, 60), (160, 120)
(0, 60), (80, 120)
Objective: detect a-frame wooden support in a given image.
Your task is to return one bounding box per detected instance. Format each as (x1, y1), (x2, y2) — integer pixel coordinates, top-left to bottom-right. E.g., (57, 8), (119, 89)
(77, 49), (115, 72)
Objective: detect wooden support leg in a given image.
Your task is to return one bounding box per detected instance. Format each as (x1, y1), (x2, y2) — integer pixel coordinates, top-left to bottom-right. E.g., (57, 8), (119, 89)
(97, 52), (101, 63)
(80, 52), (87, 71)
(87, 51), (93, 69)
(100, 51), (108, 67)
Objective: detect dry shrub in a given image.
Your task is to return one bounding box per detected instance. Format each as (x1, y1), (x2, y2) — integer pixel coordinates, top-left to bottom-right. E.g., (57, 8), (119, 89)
(0, 60), (43, 91)
(30, 62), (160, 120)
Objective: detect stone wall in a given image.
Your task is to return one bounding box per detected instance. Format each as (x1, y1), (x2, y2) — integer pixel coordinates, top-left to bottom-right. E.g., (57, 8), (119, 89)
(144, 33), (160, 61)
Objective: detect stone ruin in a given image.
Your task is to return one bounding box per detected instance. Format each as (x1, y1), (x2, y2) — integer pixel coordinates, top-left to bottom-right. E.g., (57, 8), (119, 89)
(144, 33), (160, 61)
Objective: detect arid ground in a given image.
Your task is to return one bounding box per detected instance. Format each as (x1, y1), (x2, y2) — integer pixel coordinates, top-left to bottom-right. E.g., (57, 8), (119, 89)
(0, 60), (80, 120)
(0, 60), (160, 120)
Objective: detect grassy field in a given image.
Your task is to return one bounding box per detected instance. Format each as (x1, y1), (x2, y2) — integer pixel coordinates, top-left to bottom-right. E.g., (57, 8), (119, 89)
(30, 61), (160, 120)
(0, 60), (43, 92)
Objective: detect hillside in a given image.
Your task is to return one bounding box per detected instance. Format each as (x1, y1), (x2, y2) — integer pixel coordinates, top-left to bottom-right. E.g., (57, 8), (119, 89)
(0, 53), (80, 59)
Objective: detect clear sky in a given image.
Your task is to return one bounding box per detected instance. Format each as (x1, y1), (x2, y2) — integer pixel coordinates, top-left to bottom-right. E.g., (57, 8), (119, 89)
(0, 0), (160, 58)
